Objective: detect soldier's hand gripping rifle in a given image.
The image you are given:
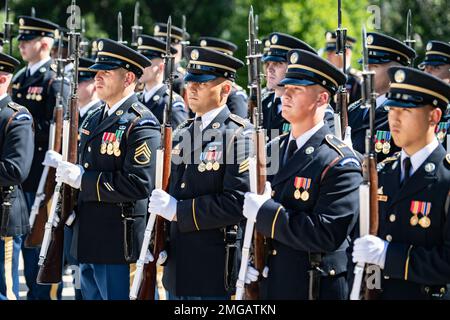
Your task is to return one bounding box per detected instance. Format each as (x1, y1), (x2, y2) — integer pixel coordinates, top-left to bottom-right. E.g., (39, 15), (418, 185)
(130, 16), (174, 300)
(37, 0), (80, 284)
(235, 6), (267, 301)
(404, 9), (416, 67)
(349, 26), (380, 300)
(3, 0), (14, 56)
(117, 12), (127, 46)
(130, 2), (143, 48)
(25, 34), (65, 248)
(334, 0), (349, 139)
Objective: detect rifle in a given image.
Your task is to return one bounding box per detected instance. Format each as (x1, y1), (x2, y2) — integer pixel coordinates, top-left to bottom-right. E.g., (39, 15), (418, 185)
(235, 6), (266, 301)
(130, 16), (174, 300)
(404, 9), (416, 67)
(131, 2), (143, 48)
(117, 12), (127, 46)
(80, 18), (89, 57)
(25, 34), (65, 248)
(37, 0), (80, 284)
(334, 0), (348, 140)
(3, 0), (14, 56)
(31, 7), (36, 17)
(349, 25), (380, 300)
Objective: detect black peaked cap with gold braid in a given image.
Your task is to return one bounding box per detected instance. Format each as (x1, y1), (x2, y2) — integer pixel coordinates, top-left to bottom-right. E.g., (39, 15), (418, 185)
(0, 52), (20, 74)
(154, 22), (190, 44)
(419, 40), (450, 68)
(280, 49), (346, 95)
(384, 66), (450, 112)
(137, 35), (177, 60)
(88, 38), (151, 77)
(17, 16), (59, 41)
(198, 37), (238, 56)
(363, 32), (416, 66)
(184, 46), (244, 83)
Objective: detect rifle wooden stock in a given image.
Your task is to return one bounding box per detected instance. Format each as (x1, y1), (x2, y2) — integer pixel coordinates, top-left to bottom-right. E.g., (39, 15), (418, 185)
(138, 126), (172, 300)
(362, 155), (380, 300)
(248, 94), (257, 123)
(25, 107), (63, 248)
(245, 129), (267, 300)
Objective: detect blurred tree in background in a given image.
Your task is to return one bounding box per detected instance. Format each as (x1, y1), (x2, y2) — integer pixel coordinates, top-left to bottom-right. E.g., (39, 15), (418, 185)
(1, 0), (449, 88)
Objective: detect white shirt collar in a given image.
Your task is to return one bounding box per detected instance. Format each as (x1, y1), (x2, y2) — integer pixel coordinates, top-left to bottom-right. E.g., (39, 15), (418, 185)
(105, 93), (135, 117)
(376, 94), (387, 109)
(80, 99), (101, 118)
(143, 83), (164, 103)
(400, 138), (440, 179)
(0, 93), (8, 103)
(287, 120), (325, 152)
(196, 105), (227, 131)
(28, 57), (51, 76)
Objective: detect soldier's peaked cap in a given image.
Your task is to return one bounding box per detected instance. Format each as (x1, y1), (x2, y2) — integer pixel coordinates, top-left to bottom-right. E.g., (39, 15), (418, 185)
(88, 39), (151, 77)
(263, 32), (317, 63)
(280, 49), (346, 95)
(17, 16), (59, 41)
(419, 40), (450, 68)
(198, 37), (238, 56)
(137, 35), (177, 60)
(361, 32), (416, 66)
(0, 52), (20, 74)
(384, 66), (450, 112)
(184, 46), (244, 83)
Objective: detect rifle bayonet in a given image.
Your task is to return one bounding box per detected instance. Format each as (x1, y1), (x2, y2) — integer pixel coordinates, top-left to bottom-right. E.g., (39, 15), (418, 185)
(131, 2), (143, 47)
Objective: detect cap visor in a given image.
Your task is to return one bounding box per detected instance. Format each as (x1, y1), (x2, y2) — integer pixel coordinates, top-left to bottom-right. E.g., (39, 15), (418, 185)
(88, 63), (119, 72)
(279, 78), (316, 87)
(184, 72), (217, 83)
(382, 99), (420, 109)
(262, 55), (286, 63)
(17, 34), (39, 41)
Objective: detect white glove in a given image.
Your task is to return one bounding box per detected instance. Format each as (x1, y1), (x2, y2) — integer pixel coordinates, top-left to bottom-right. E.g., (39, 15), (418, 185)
(148, 189), (177, 221)
(243, 181), (272, 223)
(245, 265), (269, 284)
(343, 126), (353, 150)
(352, 235), (388, 269)
(144, 250), (167, 266)
(42, 150), (62, 168)
(55, 161), (84, 189)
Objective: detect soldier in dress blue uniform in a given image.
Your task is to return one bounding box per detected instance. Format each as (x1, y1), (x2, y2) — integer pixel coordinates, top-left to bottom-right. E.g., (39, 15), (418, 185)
(11, 16), (70, 300)
(153, 22), (190, 96)
(50, 27), (74, 78)
(262, 32), (335, 140)
(53, 39), (160, 300)
(324, 31), (362, 106)
(198, 37), (248, 118)
(243, 49), (362, 300)
(136, 35), (187, 128)
(419, 41), (450, 150)
(347, 32), (416, 162)
(0, 53), (34, 300)
(352, 67), (450, 300)
(147, 46), (252, 299)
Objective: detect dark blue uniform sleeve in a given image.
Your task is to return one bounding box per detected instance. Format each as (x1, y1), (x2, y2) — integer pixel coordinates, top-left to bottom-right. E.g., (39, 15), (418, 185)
(80, 120), (161, 202)
(171, 97), (188, 129)
(0, 111), (34, 186)
(256, 160), (362, 252)
(176, 130), (252, 232)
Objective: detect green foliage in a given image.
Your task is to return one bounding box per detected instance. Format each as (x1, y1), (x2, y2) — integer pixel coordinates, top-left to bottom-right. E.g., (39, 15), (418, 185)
(1, 0), (449, 87)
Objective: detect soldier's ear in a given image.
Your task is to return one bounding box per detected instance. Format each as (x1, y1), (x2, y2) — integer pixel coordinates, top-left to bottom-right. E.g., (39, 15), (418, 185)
(430, 106), (442, 125)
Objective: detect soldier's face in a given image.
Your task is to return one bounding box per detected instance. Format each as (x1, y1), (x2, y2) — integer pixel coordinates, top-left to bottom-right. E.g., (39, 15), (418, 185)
(265, 61), (287, 90)
(94, 68), (129, 102)
(424, 65), (450, 83)
(369, 63), (394, 94)
(326, 50), (352, 69)
(186, 78), (229, 115)
(388, 105), (442, 152)
(282, 84), (327, 124)
(18, 38), (42, 62)
(140, 58), (163, 83)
